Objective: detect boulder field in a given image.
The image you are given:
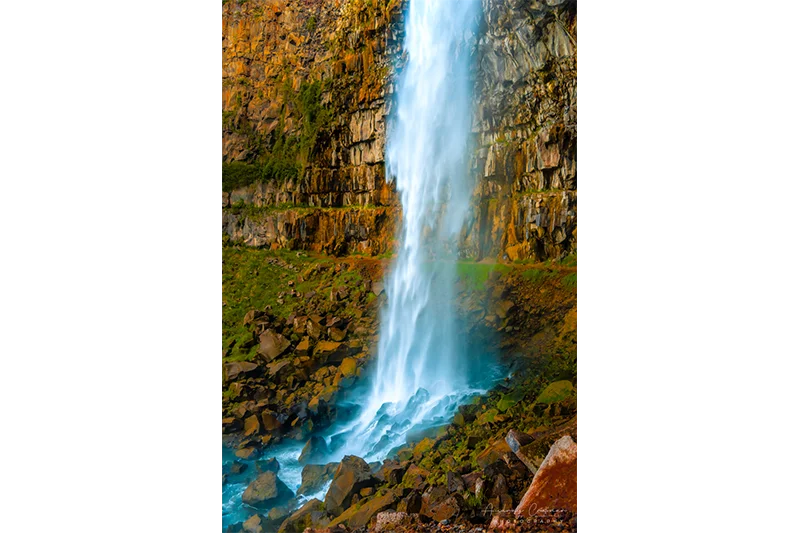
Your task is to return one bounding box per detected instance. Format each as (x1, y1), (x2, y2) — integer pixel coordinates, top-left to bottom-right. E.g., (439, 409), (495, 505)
(223, 247), (577, 533)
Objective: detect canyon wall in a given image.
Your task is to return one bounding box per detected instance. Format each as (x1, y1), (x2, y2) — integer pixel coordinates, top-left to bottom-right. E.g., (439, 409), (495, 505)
(222, 0), (576, 261)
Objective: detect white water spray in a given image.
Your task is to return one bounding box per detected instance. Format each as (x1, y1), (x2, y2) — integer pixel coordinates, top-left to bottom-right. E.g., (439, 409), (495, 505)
(329, 0), (485, 461)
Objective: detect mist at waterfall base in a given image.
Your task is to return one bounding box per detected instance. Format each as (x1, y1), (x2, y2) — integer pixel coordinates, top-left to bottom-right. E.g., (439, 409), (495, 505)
(222, 0), (503, 528)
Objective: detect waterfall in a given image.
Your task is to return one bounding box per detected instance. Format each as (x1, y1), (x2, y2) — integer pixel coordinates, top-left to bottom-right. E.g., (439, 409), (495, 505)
(327, 0), (485, 462)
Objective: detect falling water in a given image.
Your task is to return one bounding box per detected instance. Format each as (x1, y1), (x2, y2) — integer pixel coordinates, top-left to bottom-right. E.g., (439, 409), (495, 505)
(326, 0), (488, 461)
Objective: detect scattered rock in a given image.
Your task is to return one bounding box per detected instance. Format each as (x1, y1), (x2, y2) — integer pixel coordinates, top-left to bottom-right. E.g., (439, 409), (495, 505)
(330, 490), (397, 529)
(446, 471), (465, 493)
(242, 514), (263, 533)
(329, 327), (346, 342)
(255, 458), (279, 474)
(298, 436), (329, 465)
(230, 461), (248, 475)
(244, 415), (261, 437)
(242, 471), (294, 509)
(324, 455), (377, 516)
(235, 447), (260, 460)
(426, 493), (464, 522)
(476, 439), (512, 469)
(397, 490), (422, 514)
(261, 411), (282, 431)
(258, 330), (291, 362)
(515, 435), (577, 518)
(401, 464), (429, 491)
(277, 498), (330, 533)
(224, 361), (260, 382)
(298, 463), (339, 496)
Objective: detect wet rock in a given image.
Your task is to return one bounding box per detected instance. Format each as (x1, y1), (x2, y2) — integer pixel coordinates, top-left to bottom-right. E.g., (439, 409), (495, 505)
(277, 498), (330, 533)
(242, 471), (294, 509)
(258, 330), (291, 362)
(255, 458), (279, 474)
(515, 435), (577, 517)
(242, 514), (263, 533)
(298, 436), (329, 465)
(229, 461), (248, 475)
(298, 463), (339, 496)
(235, 447), (260, 460)
(324, 455), (377, 516)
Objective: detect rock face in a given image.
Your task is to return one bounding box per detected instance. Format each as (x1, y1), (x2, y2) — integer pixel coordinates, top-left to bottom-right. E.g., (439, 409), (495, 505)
(515, 435), (578, 518)
(324, 455), (377, 516)
(222, 0), (577, 261)
(242, 471), (294, 509)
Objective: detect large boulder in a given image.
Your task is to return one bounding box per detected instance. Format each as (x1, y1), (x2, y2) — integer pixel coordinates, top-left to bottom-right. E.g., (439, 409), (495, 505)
(324, 455), (377, 516)
(258, 330), (290, 362)
(515, 435), (577, 518)
(506, 429), (540, 473)
(330, 490), (398, 529)
(277, 498), (330, 533)
(298, 436), (329, 465)
(224, 361), (259, 382)
(242, 471), (294, 509)
(298, 463), (339, 496)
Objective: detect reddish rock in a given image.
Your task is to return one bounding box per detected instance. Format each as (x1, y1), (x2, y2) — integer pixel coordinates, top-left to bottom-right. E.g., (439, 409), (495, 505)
(515, 435), (577, 518)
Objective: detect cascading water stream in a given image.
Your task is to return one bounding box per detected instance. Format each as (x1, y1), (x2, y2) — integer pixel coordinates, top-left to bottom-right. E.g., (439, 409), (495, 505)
(326, 0), (486, 461)
(223, 1), (498, 528)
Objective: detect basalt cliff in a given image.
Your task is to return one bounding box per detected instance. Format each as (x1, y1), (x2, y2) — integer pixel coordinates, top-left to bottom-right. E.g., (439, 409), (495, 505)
(223, 2), (577, 532)
(223, 0), (576, 261)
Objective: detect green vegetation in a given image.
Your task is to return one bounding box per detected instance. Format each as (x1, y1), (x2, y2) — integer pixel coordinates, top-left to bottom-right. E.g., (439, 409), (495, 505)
(306, 15), (317, 32)
(456, 262), (513, 291)
(222, 79), (331, 192)
(561, 272), (577, 288)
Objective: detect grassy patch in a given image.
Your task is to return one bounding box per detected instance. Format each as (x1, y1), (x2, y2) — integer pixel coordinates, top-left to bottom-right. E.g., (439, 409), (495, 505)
(456, 262), (512, 291)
